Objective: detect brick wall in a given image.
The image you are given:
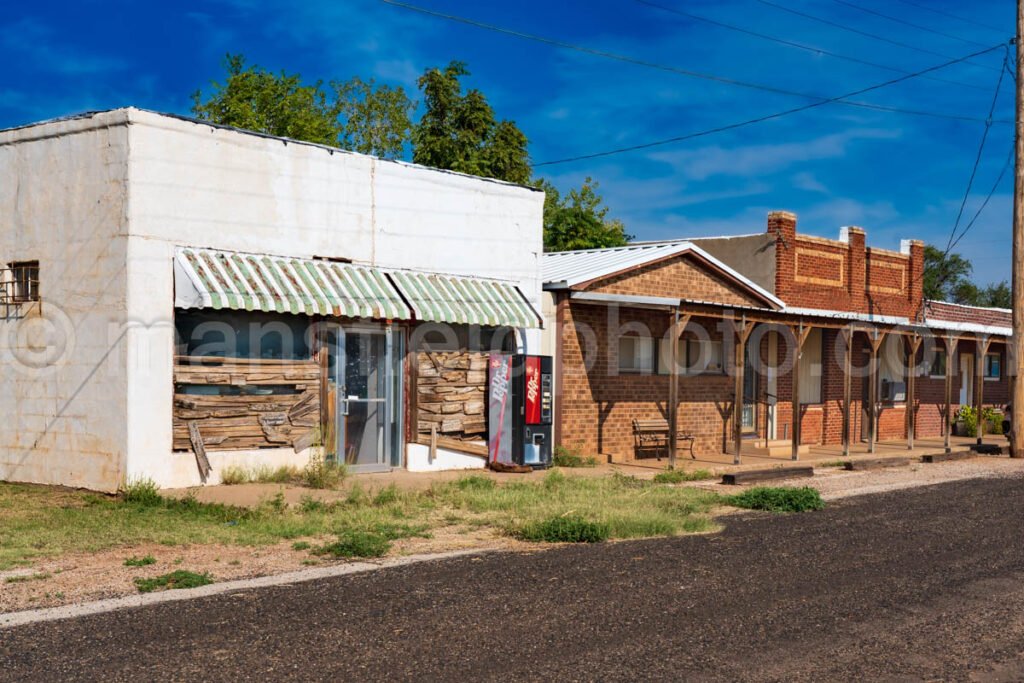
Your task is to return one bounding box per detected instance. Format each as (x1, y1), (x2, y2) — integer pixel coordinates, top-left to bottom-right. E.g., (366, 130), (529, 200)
(768, 211), (924, 320)
(585, 252), (768, 308)
(558, 303), (737, 458)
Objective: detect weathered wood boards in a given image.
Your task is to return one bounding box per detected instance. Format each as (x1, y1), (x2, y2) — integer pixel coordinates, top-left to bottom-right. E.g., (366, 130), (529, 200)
(843, 457), (910, 471)
(416, 351), (488, 441)
(921, 450), (974, 463)
(173, 356), (320, 452)
(721, 466), (814, 485)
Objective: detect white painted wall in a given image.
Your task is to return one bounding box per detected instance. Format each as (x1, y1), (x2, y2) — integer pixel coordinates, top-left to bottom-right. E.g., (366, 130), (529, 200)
(0, 111), (131, 492)
(406, 443), (486, 472)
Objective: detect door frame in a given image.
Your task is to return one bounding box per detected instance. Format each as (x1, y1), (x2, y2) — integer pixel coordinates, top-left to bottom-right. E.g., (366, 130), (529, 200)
(331, 323), (403, 473)
(960, 352), (974, 406)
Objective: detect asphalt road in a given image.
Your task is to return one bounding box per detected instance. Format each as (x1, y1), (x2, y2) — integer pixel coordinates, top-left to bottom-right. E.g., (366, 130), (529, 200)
(5, 477), (1024, 682)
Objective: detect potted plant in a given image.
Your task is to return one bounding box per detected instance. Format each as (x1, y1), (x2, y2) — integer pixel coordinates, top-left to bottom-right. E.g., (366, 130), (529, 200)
(953, 406), (977, 437)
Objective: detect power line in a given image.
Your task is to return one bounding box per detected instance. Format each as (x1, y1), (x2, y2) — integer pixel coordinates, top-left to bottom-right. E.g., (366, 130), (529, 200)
(383, 0), (1009, 125)
(891, 0), (1005, 35)
(533, 43), (1007, 166)
(755, 0), (1000, 72)
(948, 145), (1014, 254)
(632, 0), (991, 93)
(829, 0), (991, 49)
(945, 48), (1009, 253)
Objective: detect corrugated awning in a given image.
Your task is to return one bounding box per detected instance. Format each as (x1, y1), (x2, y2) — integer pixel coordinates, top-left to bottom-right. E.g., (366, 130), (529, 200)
(387, 269), (540, 328)
(174, 248), (411, 320)
(174, 247), (541, 328)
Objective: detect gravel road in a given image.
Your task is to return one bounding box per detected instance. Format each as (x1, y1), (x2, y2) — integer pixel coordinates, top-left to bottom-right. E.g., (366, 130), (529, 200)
(4, 476), (1024, 682)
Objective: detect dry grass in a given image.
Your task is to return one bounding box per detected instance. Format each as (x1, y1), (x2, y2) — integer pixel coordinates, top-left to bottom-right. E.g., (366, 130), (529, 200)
(0, 472), (722, 569)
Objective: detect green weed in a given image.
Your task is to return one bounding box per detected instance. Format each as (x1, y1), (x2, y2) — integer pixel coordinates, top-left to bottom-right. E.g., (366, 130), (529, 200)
(123, 555), (156, 567)
(134, 570), (213, 593)
(727, 486), (825, 513)
(652, 469), (715, 484)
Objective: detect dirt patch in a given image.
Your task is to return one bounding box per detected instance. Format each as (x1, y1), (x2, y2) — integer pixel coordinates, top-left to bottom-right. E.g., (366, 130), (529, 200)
(0, 525), (517, 615)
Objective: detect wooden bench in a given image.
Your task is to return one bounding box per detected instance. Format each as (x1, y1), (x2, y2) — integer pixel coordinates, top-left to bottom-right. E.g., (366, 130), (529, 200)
(632, 419), (695, 460)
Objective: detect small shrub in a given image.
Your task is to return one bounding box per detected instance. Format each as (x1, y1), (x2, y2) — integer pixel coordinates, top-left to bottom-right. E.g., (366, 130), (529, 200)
(372, 484), (401, 506)
(314, 530), (391, 558)
(218, 466), (251, 486)
(299, 495), (330, 513)
(124, 555), (156, 567)
(302, 459), (346, 490)
(553, 446), (598, 468)
(134, 570), (213, 593)
(261, 492), (287, 514)
(122, 479), (162, 506)
(255, 465), (302, 484)
(514, 515), (610, 543)
(291, 541), (311, 551)
(653, 469), (714, 484)
(727, 486), (825, 513)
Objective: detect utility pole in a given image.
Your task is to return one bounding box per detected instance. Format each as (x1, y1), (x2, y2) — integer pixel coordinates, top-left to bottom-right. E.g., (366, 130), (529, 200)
(1013, 0), (1024, 457)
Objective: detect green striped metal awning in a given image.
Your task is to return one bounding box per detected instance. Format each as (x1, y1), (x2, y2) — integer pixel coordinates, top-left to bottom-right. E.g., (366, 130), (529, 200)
(174, 247), (411, 319)
(174, 247), (541, 328)
(387, 269), (540, 328)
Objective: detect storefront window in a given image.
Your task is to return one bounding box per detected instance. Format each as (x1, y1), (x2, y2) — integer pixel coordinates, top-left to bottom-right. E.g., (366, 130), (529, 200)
(175, 310), (311, 360)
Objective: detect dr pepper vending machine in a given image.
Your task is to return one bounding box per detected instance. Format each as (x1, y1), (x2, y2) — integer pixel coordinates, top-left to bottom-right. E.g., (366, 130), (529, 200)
(487, 353), (553, 468)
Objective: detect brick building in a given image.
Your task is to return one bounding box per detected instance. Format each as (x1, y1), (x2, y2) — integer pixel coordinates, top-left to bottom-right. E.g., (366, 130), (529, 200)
(541, 211), (1011, 463)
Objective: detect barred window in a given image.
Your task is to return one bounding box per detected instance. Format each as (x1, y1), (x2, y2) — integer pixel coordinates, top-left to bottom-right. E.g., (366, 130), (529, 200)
(4, 261), (39, 304)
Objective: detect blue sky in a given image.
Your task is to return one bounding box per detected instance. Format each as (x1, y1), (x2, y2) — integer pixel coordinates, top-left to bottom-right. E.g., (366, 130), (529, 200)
(1, 0), (1015, 283)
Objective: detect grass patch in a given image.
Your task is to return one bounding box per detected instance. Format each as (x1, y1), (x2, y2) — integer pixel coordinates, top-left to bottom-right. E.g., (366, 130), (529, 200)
(0, 470), (721, 568)
(134, 570), (213, 593)
(726, 486), (825, 513)
(123, 555), (157, 567)
(552, 446), (599, 468)
(652, 469), (715, 484)
(219, 465), (303, 486)
(816, 460), (850, 469)
(5, 572), (51, 583)
(314, 530), (392, 558)
(514, 515), (609, 543)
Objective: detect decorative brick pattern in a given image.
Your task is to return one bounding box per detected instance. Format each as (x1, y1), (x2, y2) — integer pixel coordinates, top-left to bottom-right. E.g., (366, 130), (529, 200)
(585, 253), (767, 308)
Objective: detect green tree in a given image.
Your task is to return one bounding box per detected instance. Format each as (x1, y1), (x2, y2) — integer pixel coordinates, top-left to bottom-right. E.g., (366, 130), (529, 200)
(192, 54), (414, 158)
(923, 244), (1011, 308)
(333, 77), (414, 158)
(412, 61), (531, 184)
(539, 177), (632, 252)
(923, 245), (973, 301)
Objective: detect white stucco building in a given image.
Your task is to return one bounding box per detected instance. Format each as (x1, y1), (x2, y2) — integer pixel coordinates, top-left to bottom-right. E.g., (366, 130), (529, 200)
(0, 108), (544, 491)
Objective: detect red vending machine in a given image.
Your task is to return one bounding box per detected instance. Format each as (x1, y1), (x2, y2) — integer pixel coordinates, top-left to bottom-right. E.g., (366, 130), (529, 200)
(488, 354), (553, 468)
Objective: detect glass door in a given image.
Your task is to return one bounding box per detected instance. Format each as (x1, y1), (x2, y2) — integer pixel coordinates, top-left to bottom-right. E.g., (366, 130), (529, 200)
(333, 327), (401, 472)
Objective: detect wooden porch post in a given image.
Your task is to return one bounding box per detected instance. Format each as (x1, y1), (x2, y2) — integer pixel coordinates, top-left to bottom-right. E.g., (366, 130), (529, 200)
(732, 318), (752, 466)
(667, 309), (691, 469)
(976, 334), (992, 446)
(905, 334), (922, 451)
(789, 322), (812, 461)
(867, 331), (886, 454)
(944, 336), (958, 453)
(842, 327), (853, 457)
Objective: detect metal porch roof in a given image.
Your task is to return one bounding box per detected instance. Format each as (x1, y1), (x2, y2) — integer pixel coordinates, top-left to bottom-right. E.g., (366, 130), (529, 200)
(388, 269), (541, 328)
(174, 247), (541, 328)
(175, 248), (411, 319)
